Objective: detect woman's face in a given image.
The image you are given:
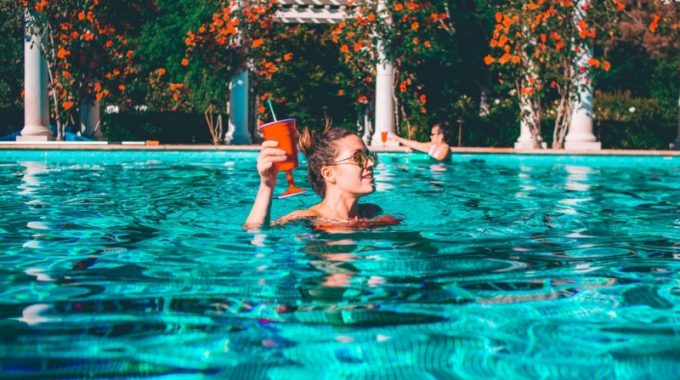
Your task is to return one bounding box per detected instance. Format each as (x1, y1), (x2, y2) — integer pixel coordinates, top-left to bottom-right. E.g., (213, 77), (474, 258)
(326, 135), (375, 196)
(430, 126), (444, 144)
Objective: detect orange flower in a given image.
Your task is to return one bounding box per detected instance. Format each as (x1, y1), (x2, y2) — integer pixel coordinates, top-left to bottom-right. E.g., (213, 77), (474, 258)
(62, 100), (74, 110)
(78, 11), (86, 20)
(337, 89), (344, 96)
(181, 58), (189, 66)
(367, 13), (375, 22)
(340, 44), (349, 53)
(399, 81), (407, 92)
(412, 37), (419, 45)
(649, 14), (660, 33)
(105, 40), (113, 48)
(419, 94), (427, 104)
(172, 92), (181, 101)
(411, 22), (420, 31)
(357, 95), (368, 104)
(588, 58), (600, 68)
(252, 38), (264, 48)
(56, 48), (69, 59)
(483, 55), (494, 65)
(497, 35), (508, 47)
(394, 3), (403, 11)
(118, 84), (126, 92)
(424, 40), (431, 48)
(157, 68), (166, 77)
(602, 60), (611, 72)
(283, 52), (293, 61)
(498, 53), (512, 65)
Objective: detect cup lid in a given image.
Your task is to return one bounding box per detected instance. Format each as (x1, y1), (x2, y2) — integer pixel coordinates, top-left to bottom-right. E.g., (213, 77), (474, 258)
(258, 118), (296, 130)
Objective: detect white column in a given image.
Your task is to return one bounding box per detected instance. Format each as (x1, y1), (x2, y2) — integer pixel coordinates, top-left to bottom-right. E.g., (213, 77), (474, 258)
(19, 11), (52, 142)
(515, 95), (536, 149)
(80, 99), (103, 140)
(226, 69), (251, 144)
(371, 0), (396, 146)
(564, 1), (600, 150)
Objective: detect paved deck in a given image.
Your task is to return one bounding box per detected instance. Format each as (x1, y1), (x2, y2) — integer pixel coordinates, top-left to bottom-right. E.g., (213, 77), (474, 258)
(0, 142), (679, 156)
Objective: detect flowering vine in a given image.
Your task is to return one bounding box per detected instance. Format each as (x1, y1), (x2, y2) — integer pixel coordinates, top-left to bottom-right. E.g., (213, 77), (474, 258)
(24, 0), (149, 139)
(328, 0), (452, 135)
(183, 0), (293, 118)
(484, 0), (624, 148)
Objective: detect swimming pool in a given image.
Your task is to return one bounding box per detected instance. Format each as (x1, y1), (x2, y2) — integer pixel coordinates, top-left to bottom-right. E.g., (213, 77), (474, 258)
(1, 150), (678, 378)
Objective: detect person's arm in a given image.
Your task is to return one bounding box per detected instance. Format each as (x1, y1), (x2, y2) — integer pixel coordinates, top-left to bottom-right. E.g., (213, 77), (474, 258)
(390, 134), (433, 154)
(244, 141), (288, 230)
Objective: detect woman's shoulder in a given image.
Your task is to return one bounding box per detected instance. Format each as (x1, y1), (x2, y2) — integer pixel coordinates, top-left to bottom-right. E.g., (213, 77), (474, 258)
(430, 143), (451, 161)
(272, 208), (319, 226)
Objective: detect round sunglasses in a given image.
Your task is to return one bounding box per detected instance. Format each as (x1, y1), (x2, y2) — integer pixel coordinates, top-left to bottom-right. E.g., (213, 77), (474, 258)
(327, 150), (378, 168)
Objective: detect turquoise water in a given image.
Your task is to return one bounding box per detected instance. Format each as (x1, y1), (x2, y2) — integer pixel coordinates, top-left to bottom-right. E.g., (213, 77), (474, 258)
(0, 150), (679, 379)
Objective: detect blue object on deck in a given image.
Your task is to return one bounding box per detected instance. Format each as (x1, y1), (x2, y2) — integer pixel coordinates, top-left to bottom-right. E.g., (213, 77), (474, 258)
(0, 125), (95, 141)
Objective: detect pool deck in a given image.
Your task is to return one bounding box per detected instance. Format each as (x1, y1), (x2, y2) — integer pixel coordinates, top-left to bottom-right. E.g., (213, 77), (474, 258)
(0, 142), (679, 156)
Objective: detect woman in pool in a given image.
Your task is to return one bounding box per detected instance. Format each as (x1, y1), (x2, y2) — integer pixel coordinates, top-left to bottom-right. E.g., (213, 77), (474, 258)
(389, 121), (451, 161)
(245, 127), (399, 231)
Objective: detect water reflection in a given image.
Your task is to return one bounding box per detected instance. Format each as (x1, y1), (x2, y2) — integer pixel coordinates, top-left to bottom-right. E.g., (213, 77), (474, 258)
(18, 161), (47, 197)
(559, 165), (594, 215)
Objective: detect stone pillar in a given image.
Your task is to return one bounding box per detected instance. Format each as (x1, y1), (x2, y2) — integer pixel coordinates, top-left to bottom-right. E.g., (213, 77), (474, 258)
(226, 69), (251, 144)
(80, 99), (103, 140)
(564, 0), (601, 150)
(515, 99), (534, 149)
(371, 0), (395, 146)
(19, 11), (52, 142)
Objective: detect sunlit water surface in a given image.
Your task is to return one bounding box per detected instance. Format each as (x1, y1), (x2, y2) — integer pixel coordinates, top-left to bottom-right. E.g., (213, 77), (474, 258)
(0, 151), (679, 379)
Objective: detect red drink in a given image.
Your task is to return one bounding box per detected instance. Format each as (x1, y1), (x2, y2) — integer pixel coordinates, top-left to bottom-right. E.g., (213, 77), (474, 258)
(258, 119), (306, 198)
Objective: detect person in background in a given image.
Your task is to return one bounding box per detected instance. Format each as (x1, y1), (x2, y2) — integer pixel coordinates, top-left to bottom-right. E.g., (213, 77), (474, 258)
(389, 121), (451, 161)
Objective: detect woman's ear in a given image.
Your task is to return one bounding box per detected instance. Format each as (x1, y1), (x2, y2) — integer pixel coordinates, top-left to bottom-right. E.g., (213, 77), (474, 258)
(321, 165), (336, 184)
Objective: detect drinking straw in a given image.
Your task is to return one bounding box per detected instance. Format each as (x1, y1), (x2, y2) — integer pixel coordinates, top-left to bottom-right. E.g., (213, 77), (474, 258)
(267, 99), (277, 121)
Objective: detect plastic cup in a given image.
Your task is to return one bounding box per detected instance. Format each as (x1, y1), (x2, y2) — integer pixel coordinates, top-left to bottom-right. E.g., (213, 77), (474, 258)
(258, 119), (306, 198)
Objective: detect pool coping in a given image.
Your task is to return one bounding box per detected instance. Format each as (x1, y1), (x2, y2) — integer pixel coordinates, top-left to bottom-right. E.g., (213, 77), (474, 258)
(0, 142), (679, 156)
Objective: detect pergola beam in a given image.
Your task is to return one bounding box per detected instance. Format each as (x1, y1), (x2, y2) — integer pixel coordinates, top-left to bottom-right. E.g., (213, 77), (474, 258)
(274, 0), (358, 24)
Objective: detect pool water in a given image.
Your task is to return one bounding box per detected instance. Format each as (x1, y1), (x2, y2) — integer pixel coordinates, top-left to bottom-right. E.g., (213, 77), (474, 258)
(0, 151), (678, 379)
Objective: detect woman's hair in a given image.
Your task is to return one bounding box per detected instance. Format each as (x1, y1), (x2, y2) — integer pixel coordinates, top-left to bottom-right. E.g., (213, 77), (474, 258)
(433, 121), (451, 144)
(298, 126), (356, 196)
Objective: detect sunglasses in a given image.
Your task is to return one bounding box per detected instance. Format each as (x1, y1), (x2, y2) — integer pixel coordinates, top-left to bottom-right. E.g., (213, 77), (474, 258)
(328, 150), (378, 168)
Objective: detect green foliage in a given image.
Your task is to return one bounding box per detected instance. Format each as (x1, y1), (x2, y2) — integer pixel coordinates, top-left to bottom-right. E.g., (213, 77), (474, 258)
(0, 1), (23, 110)
(130, 0), (219, 111)
(594, 91), (676, 149)
(255, 25), (357, 134)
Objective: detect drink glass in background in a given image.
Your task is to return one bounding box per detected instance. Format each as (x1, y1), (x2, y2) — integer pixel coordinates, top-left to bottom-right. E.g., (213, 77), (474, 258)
(381, 131), (388, 146)
(258, 119), (306, 198)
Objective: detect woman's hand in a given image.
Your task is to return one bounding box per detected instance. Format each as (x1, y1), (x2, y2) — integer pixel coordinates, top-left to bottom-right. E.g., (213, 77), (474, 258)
(257, 140), (287, 188)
